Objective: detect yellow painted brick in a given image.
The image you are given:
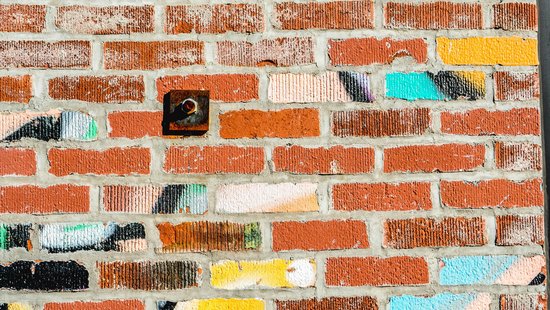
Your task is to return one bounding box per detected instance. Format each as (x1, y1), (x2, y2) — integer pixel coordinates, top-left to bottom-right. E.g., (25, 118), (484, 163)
(8, 304), (32, 310)
(437, 37), (538, 66)
(210, 259), (316, 289)
(171, 299), (265, 310)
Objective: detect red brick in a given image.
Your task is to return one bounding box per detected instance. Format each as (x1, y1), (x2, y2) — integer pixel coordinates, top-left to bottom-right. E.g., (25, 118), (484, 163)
(104, 41), (204, 70)
(0, 41), (90, 68)
(384, 144), (485, 173)
(45, 300), (144, 310)
(494, 71), (539, 101)
(0, 148), (36, 176)
(217, 38), (314, 67)
(441, 108), (540, 135)
(0, 75), (32, 103)
(219, 109), (320, 139)
(500, 295), (547, 310)
(157, 74), (258, 103)
(332, 108), (430, 137)
(48, 148), (151, 176)
(274, 1), (374, 30)
(166, 4), (264, 34)
(329, 38), (427, 65)
(496, 215), (544, 246)
(49, 76), (144, 103)
(332, 182), (432, 211)
(494, 3), (537, 31)
(495, 142), (541, 171)
(0, 185), (89, 214)
(384, 217), (486, 248)
(164, 146), (264, 174)
(273, 145), (374, 174)
(276, 297), (378, 310)
(325, 256), (429, 286)
(0, 5), (46, 33)
(273, 220), (368, 251)
(108, 111), (162, 138)
(56, 6), (154, 34)
(440, 179), (543, 209)
(385, 2), (482, 29)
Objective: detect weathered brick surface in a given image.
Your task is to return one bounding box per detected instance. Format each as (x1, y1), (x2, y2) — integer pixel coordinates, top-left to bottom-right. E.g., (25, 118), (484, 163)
(332, 182), (432, 211)
(495, 142), (542, 171)
(0, 75), (32, 103)
(494, 3), (537, 31)
(276, 297), (378, 310)
(220, 109), (320, 139)
(272, 220), (368, 251)
(274, 1), (374, 30)
(494, 71), (540, 101)
(273, 145), (374, 174)
(441, 108), (540, 135)
(0, 148), (36, 176)
(104, 41), (204, 70)
(385, 2), (482, 29)
(329, 38), (427, 65)
(49, 76), (144, 103)
(56, 6), (154, 34)
(500, 294), (547, 310)
(0, 5), (45, 33)
(440, 179), (543, 209)
(325, 256), (429, 286)
(0, 41), (90, 68)
(45, 300), (144, 310)
(384, 217), (487, 248)
(496, 215), (544, 246)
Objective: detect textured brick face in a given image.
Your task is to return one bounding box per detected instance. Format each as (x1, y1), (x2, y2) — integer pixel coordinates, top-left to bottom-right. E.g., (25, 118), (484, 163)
(0, 0), (543, 306)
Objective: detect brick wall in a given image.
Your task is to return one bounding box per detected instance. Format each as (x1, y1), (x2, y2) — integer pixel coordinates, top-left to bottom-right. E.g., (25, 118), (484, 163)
(0, 1), (544, 310)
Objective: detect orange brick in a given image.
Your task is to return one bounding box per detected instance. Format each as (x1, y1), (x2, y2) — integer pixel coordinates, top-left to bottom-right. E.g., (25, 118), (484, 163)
(0, 41), (90, 68)
(56, 6), (154, 34)
(273, 220), (369, 251)
(441, 108), (540, 135)
(494, 3), (537, 31)
(49, 76), (144, 103)
(494, 71), (539, 101)
(385, 2), (482, 29)
(104, 41), (204, 70)
(440, 179), (543, 209)
(273, 145), (375, 174)
(45, 300), (144, 310)
(329, 38), (427, 65)
(325, 256), (429, 286)
(108, 111), (163, 138)
(332, 182), (432, 211)
(217, 38), (314, 67)
(276, 297), (378, 310)
(332, 108), (430, 137)
(495, 142), (541, 171)
(48, 148), (151, 176)
(496, 215), (544, 246)
(0, 5), (46, 33)
(0, 75), (32, 103)
(166, 4), (264, 34)
(0, 185), (89, 214)
(164, 146), (265, 174)
(384, 144), (485, 173)
(274, 1), (374, 30)
(0, 148), (36, 176)
(157, 74), (258, 103)
(384, 217), (486, 248)
(219, 109), (320, 139)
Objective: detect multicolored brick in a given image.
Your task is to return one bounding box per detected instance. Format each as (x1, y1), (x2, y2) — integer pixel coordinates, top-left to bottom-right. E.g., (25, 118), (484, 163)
(0, 224), (31, 251)
(158, 299), (264, 310)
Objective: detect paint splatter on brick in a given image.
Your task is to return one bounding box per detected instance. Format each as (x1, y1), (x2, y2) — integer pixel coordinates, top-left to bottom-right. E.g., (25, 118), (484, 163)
(496, 215), (544, 246)
(103, 184), (207, 214)
(40, 223), (146, 253)
(276, 297), (378, 310)
(56, 6), (154, 34)
(157, 222), (261, 253)
(45, 300), (144, 310)
(98, 261), (201, 290)
(389, 293), (491, 310)
(217, 38), (314, 67)
(216, 183), (319, 213)
(211, 259), (316, 289)
(269, 72), (372, 103)
(386, 71), (485, 101)
(439, 256), (546, 285)
(158, 299), (264, 310)
(332, 108), (430, 137)
(0, 110), (97, 141)
(0, 224), (31, 251)
(0, 261), (88, 291)
(0, 303), (32, 310)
